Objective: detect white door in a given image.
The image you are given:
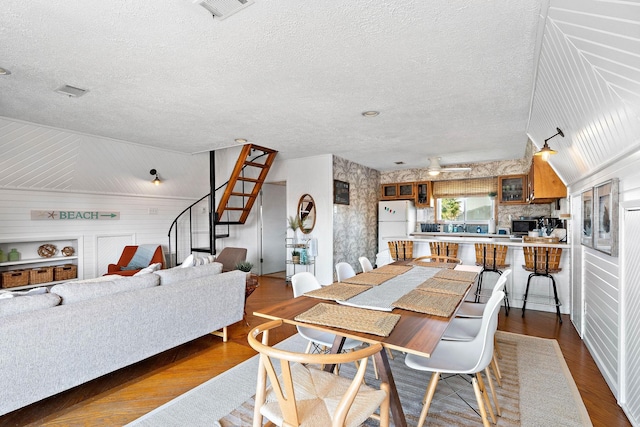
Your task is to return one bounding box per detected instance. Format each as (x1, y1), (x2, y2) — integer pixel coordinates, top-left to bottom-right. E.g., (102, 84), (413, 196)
(260, 183), (286, 275)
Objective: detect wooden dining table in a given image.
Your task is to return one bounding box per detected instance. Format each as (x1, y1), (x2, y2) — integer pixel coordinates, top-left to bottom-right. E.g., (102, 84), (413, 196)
(253, 261), (477, 427)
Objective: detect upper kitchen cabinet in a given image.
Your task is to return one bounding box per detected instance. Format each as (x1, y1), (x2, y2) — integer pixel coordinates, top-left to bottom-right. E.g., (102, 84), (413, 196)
(498, 175), (526, 204)
(415, 181), (431, 208)
(380, 182), (416, 200)
(527, 156), (567, 204)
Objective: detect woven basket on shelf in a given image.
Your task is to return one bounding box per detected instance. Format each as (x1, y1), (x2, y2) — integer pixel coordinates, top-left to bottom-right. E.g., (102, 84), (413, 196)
(29, 266), (54, 285)
(1, 270), (30, 288)
(54, 264), (77, 281)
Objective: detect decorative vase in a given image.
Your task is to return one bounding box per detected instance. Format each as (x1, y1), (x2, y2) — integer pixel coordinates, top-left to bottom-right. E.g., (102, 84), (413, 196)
(0, 249), (6, 263)
(292, 255), (300, 264)
(8, 248), (20, 262)
(300, 248), (308, 265)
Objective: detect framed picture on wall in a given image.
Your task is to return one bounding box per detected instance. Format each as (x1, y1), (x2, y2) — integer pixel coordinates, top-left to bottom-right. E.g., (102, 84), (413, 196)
(581, 188), (593, 247)
(333, 180), (350, 205)
(593, 179), (619, 257)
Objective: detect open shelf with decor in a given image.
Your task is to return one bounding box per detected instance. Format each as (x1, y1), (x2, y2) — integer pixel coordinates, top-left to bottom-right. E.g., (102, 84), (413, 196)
(285, 237), (316, 283)
(0, 237), (83, 291)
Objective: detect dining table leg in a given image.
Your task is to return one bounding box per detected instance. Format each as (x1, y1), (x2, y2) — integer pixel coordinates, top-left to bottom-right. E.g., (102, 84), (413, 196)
(374, 348), (407, 427)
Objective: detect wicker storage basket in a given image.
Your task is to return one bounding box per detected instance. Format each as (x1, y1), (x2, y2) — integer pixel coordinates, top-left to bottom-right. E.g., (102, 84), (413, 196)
(387, 240), (413, 260)
(1, 269), (30, 288)
(523, 246), (562, 273)
(474, 243), (509, 268)
(54, 264), (77, 281)
(429, 241), (459, 258)
(29, 266), (54, 285)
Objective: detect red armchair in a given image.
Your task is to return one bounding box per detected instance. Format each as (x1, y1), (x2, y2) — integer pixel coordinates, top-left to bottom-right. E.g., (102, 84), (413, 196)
(107, 245), (165, 276)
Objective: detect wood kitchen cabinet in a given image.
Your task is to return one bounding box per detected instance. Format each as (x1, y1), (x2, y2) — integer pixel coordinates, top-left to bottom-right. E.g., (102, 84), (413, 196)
(415, 181), (431, 207)
(380, 182), (416, 200)
(498, 175), (527, 204)
(527, 156), (567, 203)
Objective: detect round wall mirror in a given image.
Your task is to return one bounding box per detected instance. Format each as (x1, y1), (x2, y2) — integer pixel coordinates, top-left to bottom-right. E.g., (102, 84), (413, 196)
(298, 194), (316, 234)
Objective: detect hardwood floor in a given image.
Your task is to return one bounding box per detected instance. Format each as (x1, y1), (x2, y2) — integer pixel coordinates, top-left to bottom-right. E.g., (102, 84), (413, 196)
(0, 275), (630, 427)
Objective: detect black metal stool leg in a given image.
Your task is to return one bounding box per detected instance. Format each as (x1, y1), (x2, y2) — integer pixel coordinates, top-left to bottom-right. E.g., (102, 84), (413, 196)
(475, 268), (485, 303)
(522, 273), (534, 317)
(550, 274), (563, 324)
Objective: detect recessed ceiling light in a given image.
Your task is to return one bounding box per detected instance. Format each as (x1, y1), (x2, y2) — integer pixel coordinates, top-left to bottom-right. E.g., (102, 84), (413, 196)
(362, 111), (380, 117)
(0, 67), (11, 76)
(234, 138), (248, 143)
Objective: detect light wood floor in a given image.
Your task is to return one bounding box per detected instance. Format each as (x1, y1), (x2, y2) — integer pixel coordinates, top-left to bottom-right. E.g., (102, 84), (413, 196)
(0, 275), (630, 427)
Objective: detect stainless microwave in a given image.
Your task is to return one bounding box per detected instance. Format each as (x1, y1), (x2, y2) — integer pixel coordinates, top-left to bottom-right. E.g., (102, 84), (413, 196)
(511, 219), (537, 236)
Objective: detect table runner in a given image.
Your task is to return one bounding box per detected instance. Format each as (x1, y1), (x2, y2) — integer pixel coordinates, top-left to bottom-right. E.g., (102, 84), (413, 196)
(294, 303), (401, 337)
(304, 282), (372, 301)
(391, 289), (462, 317)
(341, 272), (396, 286)
(409, 260), (457, 269)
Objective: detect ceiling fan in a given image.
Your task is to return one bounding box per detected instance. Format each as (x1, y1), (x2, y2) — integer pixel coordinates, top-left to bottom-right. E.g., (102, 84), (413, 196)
(427, 157), (472, 176)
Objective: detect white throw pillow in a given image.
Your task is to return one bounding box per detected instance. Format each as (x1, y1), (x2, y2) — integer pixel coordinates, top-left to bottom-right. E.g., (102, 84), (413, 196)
(180, 254), (195, 268)
(0, 287), (49, 299)
(133, 262), (162, 276)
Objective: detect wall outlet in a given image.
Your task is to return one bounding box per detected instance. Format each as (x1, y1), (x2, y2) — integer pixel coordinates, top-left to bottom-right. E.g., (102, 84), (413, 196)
(148, 207), (159, 215)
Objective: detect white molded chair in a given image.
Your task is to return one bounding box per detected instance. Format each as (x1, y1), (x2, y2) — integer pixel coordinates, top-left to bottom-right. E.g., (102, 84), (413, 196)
(359, 256), (374, 273)
(291, 272), (361, 354)
(335, 262), (356, 282)
(456, 269), (512, 318)
(405, 291), (505, 427)
(248, 319), (390, 427)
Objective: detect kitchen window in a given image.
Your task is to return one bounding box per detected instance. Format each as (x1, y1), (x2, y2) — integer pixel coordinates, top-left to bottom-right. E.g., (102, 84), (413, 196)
(436, 196), (492, 228)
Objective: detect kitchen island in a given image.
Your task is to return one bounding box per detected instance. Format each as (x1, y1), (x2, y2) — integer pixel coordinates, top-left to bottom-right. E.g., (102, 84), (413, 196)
(377, 232), (570, 316)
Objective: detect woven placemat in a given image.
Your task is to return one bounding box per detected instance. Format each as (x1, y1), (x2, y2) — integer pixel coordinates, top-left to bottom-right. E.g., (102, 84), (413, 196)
(370, 264), (413, 276)
(294, 303), (401, 337)
(304, 282), (372, 301)
(416, 277), (471, 295)
(409, 260), (457, 269)
(342, 272), (396, 286)
(392, 289), (462, 317)
(434, 268), (479, 282)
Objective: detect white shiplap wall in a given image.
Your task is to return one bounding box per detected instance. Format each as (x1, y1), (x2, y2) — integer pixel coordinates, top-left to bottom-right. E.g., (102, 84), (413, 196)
(0, 188), (197, 278)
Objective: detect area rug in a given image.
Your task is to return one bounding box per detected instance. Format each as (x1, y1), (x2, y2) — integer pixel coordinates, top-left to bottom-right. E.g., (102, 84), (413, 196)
(127, 332), (592, 427)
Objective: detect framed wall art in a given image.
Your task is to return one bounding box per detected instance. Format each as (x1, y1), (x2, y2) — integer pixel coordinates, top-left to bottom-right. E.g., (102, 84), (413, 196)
(593, 178), (619, 257)
(333, 180), (350, 205)
(581, 188), (593, 248)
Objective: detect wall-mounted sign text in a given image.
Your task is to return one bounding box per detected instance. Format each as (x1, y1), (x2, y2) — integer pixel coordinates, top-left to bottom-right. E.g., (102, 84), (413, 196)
(31, 210), (120, 220)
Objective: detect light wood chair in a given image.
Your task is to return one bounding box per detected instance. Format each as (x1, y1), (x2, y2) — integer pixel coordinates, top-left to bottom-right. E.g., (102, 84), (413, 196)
(248, 319), (390, 427)
(387, 240), (413, 260)
(413, 255), (462, 264)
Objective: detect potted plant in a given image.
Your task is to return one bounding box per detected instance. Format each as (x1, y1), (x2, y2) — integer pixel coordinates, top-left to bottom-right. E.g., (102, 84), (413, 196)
(288, 215), (301, 243)
(235, 261), (258, 298)
(235, 261), (253, 273)
(291, 250), (301, 264)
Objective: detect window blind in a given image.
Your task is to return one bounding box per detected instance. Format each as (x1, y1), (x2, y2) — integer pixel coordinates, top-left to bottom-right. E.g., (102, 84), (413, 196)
(432, 178), (498, 198)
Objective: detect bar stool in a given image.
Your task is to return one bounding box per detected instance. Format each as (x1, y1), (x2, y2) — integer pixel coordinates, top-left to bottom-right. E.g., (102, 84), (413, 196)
(522, 246), (563, 323)
(387, 240), (413, 261)
(429, 241), (459, 258)
(474, 243), (510, 315)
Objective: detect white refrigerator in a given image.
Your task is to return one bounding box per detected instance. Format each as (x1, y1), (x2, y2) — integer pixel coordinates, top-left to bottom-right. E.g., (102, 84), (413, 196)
(378, 200), (417, 252)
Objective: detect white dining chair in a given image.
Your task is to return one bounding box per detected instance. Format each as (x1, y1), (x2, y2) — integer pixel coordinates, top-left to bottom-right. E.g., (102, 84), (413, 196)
(359, 256), (374, 273)
(405, 291), (504, 427)
(456, 269), (512, 318)
(335, 262), (356, 282)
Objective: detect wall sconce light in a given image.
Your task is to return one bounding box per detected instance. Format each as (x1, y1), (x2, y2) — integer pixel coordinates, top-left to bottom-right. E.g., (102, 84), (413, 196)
(150, 169), (161, 185)
(535, 127), (564, 161)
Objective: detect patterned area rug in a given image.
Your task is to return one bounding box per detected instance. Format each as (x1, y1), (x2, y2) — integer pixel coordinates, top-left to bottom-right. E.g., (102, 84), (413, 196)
(128, 332), (592, 427)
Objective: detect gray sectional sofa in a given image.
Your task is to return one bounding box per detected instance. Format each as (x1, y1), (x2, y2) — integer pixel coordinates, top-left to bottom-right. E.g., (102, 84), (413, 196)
(0, 262), (246, 416)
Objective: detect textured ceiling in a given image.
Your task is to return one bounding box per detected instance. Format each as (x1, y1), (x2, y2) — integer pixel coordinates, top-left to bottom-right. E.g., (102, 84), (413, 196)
(0, 0), (542, 171)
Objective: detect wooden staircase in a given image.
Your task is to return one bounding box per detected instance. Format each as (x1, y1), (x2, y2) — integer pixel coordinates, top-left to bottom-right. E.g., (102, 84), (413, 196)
(216, 144), (278, 225)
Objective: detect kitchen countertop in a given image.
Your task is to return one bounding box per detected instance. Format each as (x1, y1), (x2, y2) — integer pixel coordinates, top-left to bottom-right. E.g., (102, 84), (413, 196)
(408, 232), (569, 248)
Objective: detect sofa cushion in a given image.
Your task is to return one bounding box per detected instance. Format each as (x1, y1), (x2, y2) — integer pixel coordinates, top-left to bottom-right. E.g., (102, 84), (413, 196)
(0, 293), (61, 318)
(50, 274), (160, 305)
(155, 262), (223, 286)
(180, 254), (195, 268)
